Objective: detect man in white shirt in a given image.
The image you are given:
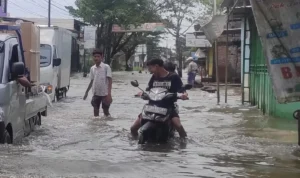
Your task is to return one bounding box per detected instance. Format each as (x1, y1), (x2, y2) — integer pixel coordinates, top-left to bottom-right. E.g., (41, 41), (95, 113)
(187, 58), (198, 87)
(83, 49), (112, 117)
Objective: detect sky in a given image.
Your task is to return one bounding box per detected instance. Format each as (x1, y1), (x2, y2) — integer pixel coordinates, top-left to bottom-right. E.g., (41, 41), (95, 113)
(8, 0), (197, 51)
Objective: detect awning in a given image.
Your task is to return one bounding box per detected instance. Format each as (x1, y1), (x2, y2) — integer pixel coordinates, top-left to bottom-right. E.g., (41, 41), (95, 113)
(201, 15), (228, 44)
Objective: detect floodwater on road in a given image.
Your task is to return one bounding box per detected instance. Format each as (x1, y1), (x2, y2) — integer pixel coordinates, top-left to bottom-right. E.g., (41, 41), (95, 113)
(0, 71), (299, 178)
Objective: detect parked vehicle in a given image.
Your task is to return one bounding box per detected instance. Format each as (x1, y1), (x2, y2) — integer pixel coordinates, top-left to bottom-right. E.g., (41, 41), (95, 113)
(39, 26), (72, 101)
(131, 80), (192, 144)
(0, 25), (48, 144)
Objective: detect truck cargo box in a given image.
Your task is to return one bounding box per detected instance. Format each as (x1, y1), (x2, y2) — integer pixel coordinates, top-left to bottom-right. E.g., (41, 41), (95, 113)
(40, 27), (72, 89)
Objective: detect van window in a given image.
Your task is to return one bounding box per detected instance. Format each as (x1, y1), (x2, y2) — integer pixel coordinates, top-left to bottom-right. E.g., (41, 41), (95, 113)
(40, 44), (52, 67)
(9, 44), (20, 81)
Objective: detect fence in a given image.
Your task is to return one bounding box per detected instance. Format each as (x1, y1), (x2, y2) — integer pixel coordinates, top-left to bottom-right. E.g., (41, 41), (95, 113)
(248, 17), (299, 121)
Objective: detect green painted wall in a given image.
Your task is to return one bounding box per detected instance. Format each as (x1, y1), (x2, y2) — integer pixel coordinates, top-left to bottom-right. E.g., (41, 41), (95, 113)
(249, 18), (299, 122)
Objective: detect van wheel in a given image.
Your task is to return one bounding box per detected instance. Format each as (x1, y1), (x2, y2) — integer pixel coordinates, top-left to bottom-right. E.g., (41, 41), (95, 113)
(63, 89), (67, 98)
(36, 114), (41, 126)
(0, 130), (12, 144)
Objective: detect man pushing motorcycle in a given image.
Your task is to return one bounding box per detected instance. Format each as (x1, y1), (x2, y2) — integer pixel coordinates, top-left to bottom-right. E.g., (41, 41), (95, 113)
(130, 58), (188, 138)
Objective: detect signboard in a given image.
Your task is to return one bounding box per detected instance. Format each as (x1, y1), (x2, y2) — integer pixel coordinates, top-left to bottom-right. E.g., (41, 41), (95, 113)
(251, 0), (300, 103)
(201, 15), (227, 44)
(185, 33), (212, 47)
(112, 23), (164, 32)
(83, 26), (96, 49)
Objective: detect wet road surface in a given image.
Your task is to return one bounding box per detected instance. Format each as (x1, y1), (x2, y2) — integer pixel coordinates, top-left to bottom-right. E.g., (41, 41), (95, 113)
(0, 72), (300, 178)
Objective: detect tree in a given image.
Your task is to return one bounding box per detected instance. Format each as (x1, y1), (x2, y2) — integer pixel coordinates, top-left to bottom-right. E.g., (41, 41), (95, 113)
(66, 0), (161, 65)
(158, 0), (204, 77)
(198, 0), (224, 15)
(119, 32), (162, 70)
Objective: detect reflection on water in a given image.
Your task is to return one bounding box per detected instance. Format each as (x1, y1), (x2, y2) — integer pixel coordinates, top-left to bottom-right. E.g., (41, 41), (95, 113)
(0, 72), (299, 177)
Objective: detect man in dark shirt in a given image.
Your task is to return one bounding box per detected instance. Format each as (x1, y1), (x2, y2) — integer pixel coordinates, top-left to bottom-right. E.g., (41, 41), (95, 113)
(130, 58), (188, 138)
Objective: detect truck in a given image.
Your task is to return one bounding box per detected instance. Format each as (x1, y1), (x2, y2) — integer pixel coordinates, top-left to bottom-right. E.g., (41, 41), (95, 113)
(0, 25), (48, 144)
(39, 26), (72, 101)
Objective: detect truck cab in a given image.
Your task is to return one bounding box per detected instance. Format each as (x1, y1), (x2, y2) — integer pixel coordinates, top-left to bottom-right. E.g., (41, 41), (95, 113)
(0, 26), (48, 144)
(40, 42), (61, 101)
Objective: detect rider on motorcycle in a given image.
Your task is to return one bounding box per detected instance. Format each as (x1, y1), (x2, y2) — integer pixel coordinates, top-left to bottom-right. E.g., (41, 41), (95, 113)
(131, 58), (188, 138)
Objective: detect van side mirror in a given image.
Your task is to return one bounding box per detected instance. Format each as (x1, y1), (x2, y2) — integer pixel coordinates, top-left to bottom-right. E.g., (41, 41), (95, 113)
(53, 58), (61, 67)
(11, 62), (25, 77)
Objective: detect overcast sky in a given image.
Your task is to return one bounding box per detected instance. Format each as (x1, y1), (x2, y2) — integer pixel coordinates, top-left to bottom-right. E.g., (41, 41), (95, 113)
(8, 0), (196, 51)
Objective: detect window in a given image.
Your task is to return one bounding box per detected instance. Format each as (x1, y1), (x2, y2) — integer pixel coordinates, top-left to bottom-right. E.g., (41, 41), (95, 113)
(40, 44), (52, 67)
(8, 44), (20, 81)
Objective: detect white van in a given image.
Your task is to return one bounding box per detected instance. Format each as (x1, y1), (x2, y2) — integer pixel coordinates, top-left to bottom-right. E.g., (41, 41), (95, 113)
(39, 26), (72, 101)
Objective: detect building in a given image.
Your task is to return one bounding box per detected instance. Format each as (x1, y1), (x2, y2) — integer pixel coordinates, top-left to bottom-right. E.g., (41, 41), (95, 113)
(222, 0), (299, 121)
(191, 26), (241, 83)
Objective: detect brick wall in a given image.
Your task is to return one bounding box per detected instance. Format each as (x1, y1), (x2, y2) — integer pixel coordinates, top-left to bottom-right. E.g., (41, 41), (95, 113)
(217, 45), (241, 83)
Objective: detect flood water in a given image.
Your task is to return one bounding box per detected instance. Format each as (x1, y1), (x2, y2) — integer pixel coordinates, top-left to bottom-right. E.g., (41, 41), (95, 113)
(0, 71), (299, 178)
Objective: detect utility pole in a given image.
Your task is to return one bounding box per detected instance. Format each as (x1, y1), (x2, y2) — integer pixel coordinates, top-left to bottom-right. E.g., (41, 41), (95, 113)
(214, 0), (217, 15)
(48, 0), (51, 27)
(214, 0), (220, 104)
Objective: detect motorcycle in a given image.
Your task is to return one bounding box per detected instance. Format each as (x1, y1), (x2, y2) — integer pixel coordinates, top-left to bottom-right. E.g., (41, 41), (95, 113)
(131, 80), (192, 144)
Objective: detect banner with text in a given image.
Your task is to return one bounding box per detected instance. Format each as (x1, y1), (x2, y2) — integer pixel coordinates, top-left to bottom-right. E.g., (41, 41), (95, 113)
(251, 0), (300, 103)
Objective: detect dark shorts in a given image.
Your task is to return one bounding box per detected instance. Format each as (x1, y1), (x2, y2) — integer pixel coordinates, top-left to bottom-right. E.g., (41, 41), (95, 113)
(91, 95), (110, 110)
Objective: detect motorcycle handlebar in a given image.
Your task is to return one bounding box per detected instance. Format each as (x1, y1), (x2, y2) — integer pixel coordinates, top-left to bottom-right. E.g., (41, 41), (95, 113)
(135, 92), (189, 100)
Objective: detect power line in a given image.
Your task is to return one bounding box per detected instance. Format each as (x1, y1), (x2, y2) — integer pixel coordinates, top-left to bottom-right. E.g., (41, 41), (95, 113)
(42, 0), (70, 15)
(28, 0), (48, 11)
(10, 0), (47, 18)
(52, 0), (69, 7)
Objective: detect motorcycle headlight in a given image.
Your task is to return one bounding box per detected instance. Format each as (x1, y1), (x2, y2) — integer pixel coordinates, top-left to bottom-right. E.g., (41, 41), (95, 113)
(0, 107), (4, 122)
(149, 92), (165, 101)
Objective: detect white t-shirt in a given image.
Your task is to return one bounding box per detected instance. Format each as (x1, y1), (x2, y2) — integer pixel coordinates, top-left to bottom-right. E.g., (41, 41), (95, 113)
(188, 61), (198, 74)
(90, 62), (112, 96)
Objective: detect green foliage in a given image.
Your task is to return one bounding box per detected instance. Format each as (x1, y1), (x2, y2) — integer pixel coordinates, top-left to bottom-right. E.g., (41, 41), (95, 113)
(159, 0), (203, 37)
(198, 0), (223, 15)
(66, 0), (163, 64)
(66, 0), (159, 26)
